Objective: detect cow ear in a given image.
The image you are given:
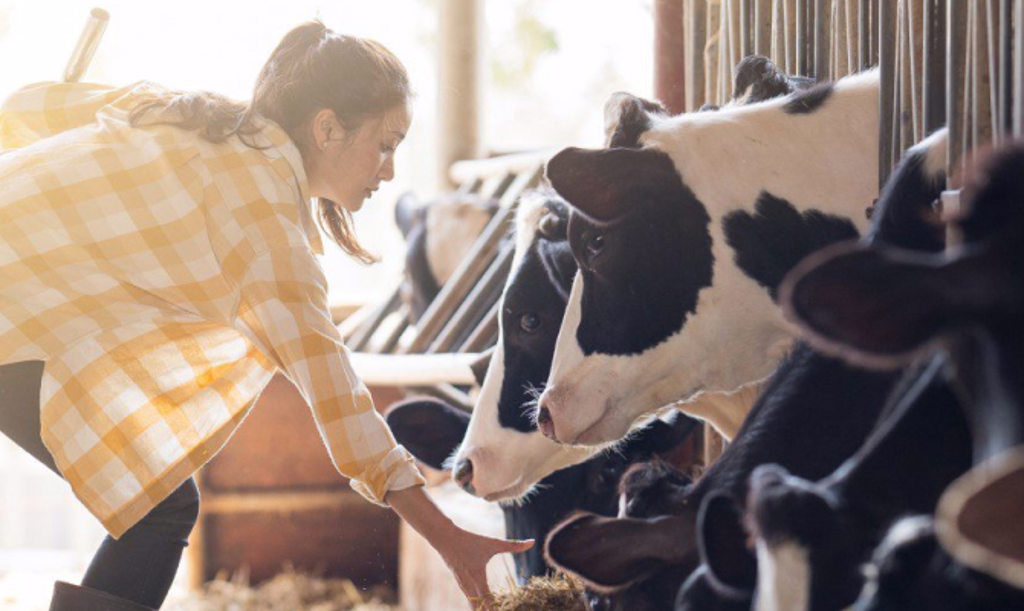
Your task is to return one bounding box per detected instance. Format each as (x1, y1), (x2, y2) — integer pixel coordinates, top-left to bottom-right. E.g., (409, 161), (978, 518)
(698, 493), (757, 597)
(939, 449), (1024, 589)
(545, 147), (680, 222)
(468, 346), (495, 387)
(385, 397), (469, 470)
(733, 55), (800, 101)
(779, 241), (965, 370)
(394, 192), (423, 239)
(544, 512), (695, 593)
(604, 92), (665, 148)
(623, 412), (701, 456)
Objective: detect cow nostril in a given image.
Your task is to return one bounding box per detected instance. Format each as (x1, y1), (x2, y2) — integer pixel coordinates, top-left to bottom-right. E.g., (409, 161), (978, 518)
(537, 407), (557, 441)
(454, 457), (475, 494)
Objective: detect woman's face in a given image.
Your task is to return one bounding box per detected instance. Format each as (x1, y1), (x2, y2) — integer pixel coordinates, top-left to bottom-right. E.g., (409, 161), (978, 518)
(305, 103), (411, 212)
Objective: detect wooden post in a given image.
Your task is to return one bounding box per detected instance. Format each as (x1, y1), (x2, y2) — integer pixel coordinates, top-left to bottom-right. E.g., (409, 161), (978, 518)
(438, 0), (482, 190)
(656, 0), (688, 114)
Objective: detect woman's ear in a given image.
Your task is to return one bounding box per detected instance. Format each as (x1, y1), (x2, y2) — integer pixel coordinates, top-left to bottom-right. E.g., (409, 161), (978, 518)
(310, 108), (344, 151)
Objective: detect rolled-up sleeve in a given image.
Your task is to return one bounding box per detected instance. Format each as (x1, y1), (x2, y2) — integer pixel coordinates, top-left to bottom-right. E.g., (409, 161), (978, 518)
(234, 246), (426, 504)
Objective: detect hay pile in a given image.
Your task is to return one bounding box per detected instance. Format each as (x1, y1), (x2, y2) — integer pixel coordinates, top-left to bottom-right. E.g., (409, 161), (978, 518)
(172, 566), (399, 611)
(492, 573), (588, 611)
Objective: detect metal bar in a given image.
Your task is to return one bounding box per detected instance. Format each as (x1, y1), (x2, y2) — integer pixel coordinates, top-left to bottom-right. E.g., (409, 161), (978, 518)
(428, 243), (513, 354)
(458, 301), (499, 353)
(796, 0), (808, 74)
(754, 0), (771, 56)
(859, 0), (871, 69)
(655, 0), (688, 114)
(63, 8), (109, 82)
(923, 0), (947, 134)
(1015, 0), (1024, 136)
(947, 0), (968, 186)
(685, 0), (709, 111)
(814, 0), (831, 79)
(998, 0), (1012, 138)
(740, 0), (753, 57)
(347, 288), (402, 351)
(879, 0), (897, 187)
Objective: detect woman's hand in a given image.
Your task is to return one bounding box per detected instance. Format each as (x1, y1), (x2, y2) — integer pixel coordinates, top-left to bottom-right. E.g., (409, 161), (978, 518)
(436, 525), (534, 608)
(386, 486), (534, 609)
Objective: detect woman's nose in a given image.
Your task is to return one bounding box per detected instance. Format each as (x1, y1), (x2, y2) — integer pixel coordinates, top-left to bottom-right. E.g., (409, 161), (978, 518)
(379, 156), (395, 182)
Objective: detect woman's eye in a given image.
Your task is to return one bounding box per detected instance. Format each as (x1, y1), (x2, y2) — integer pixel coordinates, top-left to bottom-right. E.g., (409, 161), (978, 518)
(585, 232), (605, 257)
(519, 312), (541, 334)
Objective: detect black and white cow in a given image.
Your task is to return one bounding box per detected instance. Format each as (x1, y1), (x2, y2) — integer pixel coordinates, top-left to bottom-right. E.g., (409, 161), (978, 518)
(780, 140), (1024, 602)
(537, 69), (880, 446)
(394, 191), (497, 321)
(457, 56), (815, 502)
(743, 352), (971, 611)
(541, 128), (950, 606)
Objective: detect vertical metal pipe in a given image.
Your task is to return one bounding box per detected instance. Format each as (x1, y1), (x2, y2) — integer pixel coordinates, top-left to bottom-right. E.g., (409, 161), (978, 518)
(1015, 0), (1024, 135)
(796, 0), (807, 74)
(998, 0), (1012, 138)
(879, 0), (897, 187)
(947, 0), (968, 187)
(923, 0), (947, 135)
(63, 8), (109, 82)
(740, 0), (753, 57)
(814, 0), (831, 78)
(685, 0), (709, 111)
(859, 0), (870, 69)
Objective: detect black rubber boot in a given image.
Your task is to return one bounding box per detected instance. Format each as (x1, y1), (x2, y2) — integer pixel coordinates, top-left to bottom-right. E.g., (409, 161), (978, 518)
(49, 580), (156, 611)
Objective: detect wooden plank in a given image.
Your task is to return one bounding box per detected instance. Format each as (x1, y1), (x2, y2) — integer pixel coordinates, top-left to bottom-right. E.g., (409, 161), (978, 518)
(656, 0), (688, 114)
(203, 490), (364, 515)
(349, 353), (481, 386)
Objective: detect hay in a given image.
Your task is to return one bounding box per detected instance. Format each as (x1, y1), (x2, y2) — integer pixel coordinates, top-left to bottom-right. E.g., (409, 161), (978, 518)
(172, 565), (400, 611)
(492, 573), (588, 611)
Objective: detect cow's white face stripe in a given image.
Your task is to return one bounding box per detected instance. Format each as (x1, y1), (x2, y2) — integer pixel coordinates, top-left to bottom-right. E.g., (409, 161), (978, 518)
(756, 539), (811, 611)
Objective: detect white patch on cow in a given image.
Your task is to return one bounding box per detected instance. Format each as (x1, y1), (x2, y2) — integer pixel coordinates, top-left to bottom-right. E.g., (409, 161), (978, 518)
(456, 193), (596, 501)
(912, 127), (949, 180)
(756, 539), (811, 611)
(424, 196), (493, 285)
(540, 69), (880, 445)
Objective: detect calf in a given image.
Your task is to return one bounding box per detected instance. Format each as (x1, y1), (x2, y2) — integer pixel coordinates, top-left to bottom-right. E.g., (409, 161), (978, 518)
(394, 191), (497, 321)
(537, 68), (880, 445)
(542, 128), (950, 604)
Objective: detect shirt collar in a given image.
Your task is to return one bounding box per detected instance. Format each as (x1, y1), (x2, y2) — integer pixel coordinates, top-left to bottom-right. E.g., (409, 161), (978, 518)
(258, 117), (324, 255)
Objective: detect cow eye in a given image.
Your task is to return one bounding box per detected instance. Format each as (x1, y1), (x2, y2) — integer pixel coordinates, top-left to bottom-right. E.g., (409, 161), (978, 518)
(519, 312), (541, 333)
(585, 232), (605, 257)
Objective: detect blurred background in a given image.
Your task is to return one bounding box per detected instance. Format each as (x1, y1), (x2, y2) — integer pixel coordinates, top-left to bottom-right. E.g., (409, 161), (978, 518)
(0, 1), (653, 608)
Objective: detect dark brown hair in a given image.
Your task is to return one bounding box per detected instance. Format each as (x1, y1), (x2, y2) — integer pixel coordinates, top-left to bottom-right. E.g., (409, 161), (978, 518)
(131, 20), (411, 263)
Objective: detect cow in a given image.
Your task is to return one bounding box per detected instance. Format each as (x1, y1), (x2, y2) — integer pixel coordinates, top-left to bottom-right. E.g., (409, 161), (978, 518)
(541, 128), (949, 606)
(394, 191), (497, 321)
(536, 68), (881, 446)
(457, 56), (815, 503)
(742, 352), (971, 611)
(779, 140), (1024, 602)
(855, 516), (1024, 610)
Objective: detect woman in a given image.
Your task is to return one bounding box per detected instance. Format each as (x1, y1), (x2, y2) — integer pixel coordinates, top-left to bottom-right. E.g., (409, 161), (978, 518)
(0, 20), (530, 610)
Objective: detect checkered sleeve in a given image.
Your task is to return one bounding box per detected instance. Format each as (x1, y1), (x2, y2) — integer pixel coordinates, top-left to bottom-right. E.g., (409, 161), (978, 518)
(234, 246), (426, 505)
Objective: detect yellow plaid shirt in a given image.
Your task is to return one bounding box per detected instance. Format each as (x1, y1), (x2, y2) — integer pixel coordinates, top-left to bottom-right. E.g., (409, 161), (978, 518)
(0, 81), (425, 537)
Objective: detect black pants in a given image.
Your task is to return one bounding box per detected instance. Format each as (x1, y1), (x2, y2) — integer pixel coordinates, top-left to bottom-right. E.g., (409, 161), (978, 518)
(0, 360), (199, 609)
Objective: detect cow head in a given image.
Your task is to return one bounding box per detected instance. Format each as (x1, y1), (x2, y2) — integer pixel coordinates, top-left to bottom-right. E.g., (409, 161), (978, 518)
(535, 69), (882, 446)
(451, 191), (598, 500)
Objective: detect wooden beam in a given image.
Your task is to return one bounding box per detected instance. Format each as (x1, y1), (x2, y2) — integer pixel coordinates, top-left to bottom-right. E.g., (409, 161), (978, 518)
(655, 0), (688, 114)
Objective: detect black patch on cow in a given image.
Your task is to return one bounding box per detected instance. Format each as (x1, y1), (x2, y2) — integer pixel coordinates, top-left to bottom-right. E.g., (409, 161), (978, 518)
(608, 95), (665, 149)
(498, 225), (578, 432)
(733, 55), (814, 103)
(723, 192), (859, 300)
(782, 81), (834, 114)
(569, 152), (714, 356)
